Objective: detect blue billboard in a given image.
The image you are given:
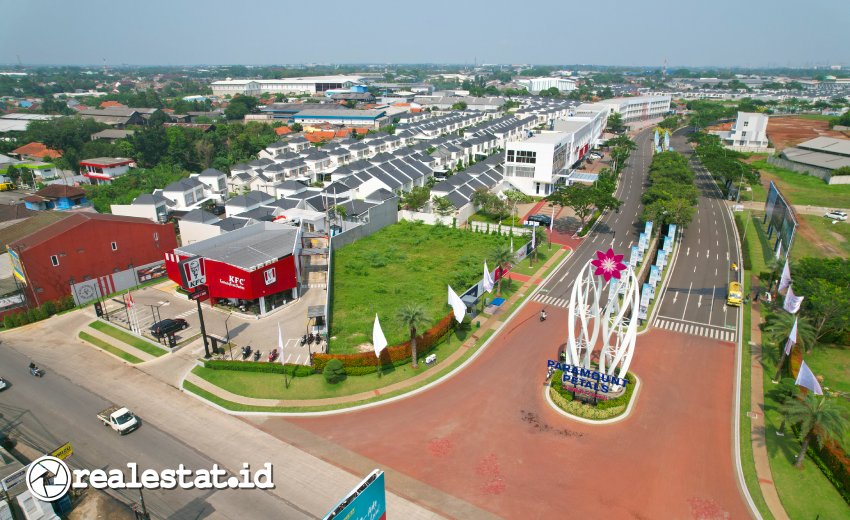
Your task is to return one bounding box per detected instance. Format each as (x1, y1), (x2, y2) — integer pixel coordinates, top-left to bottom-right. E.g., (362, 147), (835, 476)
(324, 470), (387, 520)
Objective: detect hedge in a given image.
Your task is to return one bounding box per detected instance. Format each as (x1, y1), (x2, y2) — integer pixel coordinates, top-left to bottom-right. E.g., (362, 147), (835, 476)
(313, 312), (456, 371)
(203, 360), (314, 377)
(2, 296), (75, 329)
(549, 369), (637, 417)
(808, 434), (850, 506)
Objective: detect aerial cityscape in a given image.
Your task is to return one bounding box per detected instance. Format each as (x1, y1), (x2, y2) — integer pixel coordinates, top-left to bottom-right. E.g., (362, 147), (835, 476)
(1, 1), (850, 519)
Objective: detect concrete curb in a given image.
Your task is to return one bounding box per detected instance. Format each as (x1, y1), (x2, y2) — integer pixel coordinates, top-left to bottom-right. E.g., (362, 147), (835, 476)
(180, 248), (575, 417)
(543, 373), (642, 425)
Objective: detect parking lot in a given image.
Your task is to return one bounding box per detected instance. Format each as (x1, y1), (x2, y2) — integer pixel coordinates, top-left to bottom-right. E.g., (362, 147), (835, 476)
(100, 278), (328, 365)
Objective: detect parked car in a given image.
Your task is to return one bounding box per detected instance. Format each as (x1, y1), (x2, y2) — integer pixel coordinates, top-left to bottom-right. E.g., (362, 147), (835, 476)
(526, 214), (552, 227)
(149, 318), (189, 338)
(824, 210), (848, 221)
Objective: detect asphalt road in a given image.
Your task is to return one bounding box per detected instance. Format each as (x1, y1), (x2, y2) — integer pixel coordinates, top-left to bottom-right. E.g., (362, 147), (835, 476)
(0, 347), (305, 520)
(531, 126), (655, 304)
(652, 128), (742, 341)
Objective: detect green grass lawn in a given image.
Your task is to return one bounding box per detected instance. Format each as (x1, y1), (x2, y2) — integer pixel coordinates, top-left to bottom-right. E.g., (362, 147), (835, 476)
(793, 215), (850, 259)
(803, 345), (850, 453)
(737, 213), (850, 517)
(88, 321), (167, 357)
(330, 221), (510, 353)
(751, 160), (850, 208)
(79, 331), (143, 364)
(187, 329), (496, 411)
(794, 114), (835, 121)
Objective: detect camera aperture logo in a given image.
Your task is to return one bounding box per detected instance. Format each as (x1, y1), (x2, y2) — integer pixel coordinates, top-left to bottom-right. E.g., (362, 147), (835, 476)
(25, 456), (273, 502)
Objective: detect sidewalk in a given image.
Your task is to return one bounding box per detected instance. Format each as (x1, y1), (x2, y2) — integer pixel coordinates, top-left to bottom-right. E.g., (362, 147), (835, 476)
(78, 322), (159, 363)
(730, 200), (849, 217)
(748, 280), (791, 520)
(183, 247), (570, 409)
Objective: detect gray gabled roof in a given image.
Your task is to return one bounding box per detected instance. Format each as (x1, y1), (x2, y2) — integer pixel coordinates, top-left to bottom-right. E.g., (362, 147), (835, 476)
(132, 193), (170, 206)
(198, 168), (226, 178)
(212, 216), (253, 231)
(364, 188), (396, 202)
(235, 206), (277, 222)
(339, 199), (376, 217)
(180, 208), (218, 223)
(163, 177), (204, 192)
(177, 222), (298, 270)
(276, 179), (308, 191)
(265, 198), (300, 210)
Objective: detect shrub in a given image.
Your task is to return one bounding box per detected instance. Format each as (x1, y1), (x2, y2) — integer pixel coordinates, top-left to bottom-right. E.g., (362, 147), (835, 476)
(323, 359), (346, 384)
(549, 370), (637, 416)
(313, 313), (456, 371)
(42, 301), (56, 316)
(3, 314), (14, 329)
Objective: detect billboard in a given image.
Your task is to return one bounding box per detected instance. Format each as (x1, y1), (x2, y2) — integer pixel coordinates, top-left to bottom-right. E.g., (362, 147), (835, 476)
(323, 470), (386, 520)
(763, 181), (797, 259)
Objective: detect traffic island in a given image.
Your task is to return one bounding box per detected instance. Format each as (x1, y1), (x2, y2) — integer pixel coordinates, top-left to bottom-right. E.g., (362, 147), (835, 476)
(546, 367), (640, 423)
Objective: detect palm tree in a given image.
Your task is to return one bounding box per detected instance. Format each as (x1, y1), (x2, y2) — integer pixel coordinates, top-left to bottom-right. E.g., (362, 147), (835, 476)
(781, 393), (849, 467)
(491, 244), (514, 295)
(396, 303), (430, 369)
(765, 312), (816, 381)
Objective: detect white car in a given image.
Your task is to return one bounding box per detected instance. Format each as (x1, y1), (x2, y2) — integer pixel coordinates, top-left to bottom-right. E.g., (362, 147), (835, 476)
(824, 211), (848, 221)
(0, 377), (7, 391)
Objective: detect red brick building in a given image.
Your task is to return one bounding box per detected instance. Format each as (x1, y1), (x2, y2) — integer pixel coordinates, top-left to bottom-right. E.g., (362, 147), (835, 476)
(6, 213), (177, 306)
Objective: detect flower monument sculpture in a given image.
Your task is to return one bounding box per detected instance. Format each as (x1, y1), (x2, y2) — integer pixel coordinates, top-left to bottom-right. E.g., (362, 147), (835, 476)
(566, 248), (639, 391)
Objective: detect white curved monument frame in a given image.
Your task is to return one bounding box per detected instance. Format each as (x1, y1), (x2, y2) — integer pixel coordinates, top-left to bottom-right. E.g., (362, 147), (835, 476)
(566, 259), (639, 388)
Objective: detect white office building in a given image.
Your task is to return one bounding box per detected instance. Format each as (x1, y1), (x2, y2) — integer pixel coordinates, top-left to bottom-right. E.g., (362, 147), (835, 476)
(720, 111), (770, 151)
(211, 76), (366, 97)
(517, 77), (577, 94)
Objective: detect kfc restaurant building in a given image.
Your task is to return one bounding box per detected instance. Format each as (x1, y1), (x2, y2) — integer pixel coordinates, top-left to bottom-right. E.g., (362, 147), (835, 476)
(164, 222), (302, 316)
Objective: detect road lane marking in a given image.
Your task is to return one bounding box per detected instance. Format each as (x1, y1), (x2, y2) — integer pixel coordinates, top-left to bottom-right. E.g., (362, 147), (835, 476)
(681, 281), (693, 319)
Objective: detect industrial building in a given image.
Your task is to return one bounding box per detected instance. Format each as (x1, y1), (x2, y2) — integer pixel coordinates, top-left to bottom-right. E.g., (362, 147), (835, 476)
(516, 77), (577, 94)
(577, 95), (671, 123)
(210, 76), (367, 97)
(778, 136), (850, 183)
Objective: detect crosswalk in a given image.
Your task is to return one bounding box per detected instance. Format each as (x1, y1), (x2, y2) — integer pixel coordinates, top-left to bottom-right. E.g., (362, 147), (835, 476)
(532, 293), (568, 308)
(654, 317), (736, 343)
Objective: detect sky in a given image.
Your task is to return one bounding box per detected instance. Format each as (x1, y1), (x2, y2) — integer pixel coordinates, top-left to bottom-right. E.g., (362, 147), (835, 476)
(1, 0), (847, 68)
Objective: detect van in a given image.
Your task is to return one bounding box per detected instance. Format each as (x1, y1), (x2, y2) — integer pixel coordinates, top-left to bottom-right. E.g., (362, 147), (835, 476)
(726, 281), (743, 306)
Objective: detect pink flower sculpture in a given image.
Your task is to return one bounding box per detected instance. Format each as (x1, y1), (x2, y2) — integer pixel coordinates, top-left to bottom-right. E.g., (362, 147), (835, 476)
(591, 248), (627, 281)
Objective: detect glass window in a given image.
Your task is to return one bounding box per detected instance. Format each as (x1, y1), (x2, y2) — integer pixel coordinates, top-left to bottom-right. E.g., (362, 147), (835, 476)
(50, 255), (59, 266)
(111, 242), (118, 251)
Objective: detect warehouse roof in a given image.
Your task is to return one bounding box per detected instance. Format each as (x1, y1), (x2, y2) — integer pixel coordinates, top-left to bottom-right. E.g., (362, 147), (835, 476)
(176, 222), (299, 271)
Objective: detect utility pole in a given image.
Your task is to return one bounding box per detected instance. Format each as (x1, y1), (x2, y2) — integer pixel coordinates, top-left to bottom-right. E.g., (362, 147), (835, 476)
(196, 294), (211, 358)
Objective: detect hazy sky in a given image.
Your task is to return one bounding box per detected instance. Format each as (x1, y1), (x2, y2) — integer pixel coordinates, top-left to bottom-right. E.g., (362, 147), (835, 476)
(1, 0), (847, 68)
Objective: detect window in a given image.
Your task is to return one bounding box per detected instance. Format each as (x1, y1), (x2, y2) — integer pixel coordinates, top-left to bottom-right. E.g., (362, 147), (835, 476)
(507, 150), (536, 164)
(153, 232), (159, 241)
(111, 242), (118, 251)
(741, 131), (747, 137)
(743, 121), (749, 127)
(50, 255), (59, 266)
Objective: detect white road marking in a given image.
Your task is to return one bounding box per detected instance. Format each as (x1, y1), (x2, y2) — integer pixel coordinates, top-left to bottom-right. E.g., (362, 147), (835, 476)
(686, 247), (690, 256)
(697, 295), (703, 307)
(681, 281), (693, 319)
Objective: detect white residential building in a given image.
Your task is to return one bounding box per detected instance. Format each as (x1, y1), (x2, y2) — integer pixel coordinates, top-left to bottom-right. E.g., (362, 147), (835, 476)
(597, 95), (672, 123)
(721, 111), (770, 151)
(516, 77), (577, 94)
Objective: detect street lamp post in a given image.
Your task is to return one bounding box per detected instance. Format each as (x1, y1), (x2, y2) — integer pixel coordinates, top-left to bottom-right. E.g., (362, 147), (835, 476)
(224, 313), (233, 360)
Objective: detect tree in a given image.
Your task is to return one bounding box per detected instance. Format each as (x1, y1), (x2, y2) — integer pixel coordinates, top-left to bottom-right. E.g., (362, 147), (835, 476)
(396, 303), (430, 369)
(607, 112), (626, 134)
(401, 186), (431, 211)
(432, 196), (455, 217)
(290, 122), (303, 132)
(225, 95), (259, 120)
(451, 101), (467, 111)
(503, 189), (532, 223)
(490, 244), (514, 295)
(323, 359), (346, 384)
(792, 258), (850, 342)
(765, 312), (816, 380)
(132, 125), (169, 167)
(781, 393), (848, 467)
(552, 184), (596, 228)
(329, 204), (347, 228)
(148, 109), (170, 127)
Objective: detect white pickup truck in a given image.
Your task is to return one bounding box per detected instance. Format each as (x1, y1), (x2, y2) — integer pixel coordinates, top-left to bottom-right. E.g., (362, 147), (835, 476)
(97, 406), (140, 435)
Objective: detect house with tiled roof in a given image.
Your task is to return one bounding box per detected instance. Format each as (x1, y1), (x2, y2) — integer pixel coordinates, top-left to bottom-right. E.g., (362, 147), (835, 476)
(22, 184), (88, 211)
(11, 142), (63, 161)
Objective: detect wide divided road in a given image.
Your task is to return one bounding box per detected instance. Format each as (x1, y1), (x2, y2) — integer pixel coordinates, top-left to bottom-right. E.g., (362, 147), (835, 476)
(652, 128), (742, 343)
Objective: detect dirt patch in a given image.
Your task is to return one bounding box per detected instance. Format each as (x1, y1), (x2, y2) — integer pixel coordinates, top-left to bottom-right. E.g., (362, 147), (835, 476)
(829, 231), (847, 243)
(767, 116), (846, 151)
(795, 216), (845, 258)
(707, 122), (733, 132)
(355, 342), (374, 353)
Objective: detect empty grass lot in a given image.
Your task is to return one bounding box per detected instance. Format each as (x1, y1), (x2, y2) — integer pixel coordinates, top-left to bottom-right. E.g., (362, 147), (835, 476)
(751, 160), (850, 208)
(330, 221), (510, 354)
(89, 321), (167, 357)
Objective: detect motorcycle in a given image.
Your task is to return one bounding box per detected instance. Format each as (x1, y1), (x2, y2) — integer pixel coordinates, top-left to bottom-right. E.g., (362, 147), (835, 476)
(307, 333), (315, 345)
(268, 349), (279, 362)
(29, 364), (44, 377)
(300, 335), (307, 346)
(540, 311), (548, 322)
(241, 346), (252, 360)
(314, 332), (322, 344)
(544, 366), (555, 384)
(253, 350), (261, 362)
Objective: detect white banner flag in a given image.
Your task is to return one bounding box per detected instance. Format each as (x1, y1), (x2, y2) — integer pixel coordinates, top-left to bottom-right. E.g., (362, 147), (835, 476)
(775, 240), (782, 260)
(784, 317), (798, 355)
(447, 285), (466, 323)
(372, 314), (387, 358)
(795, 360), (823, 395)
(778, 259), (792, 293)
(783, 285), (804, 314)
(278, 323), (286, 364)
(482, 261), (494, 293)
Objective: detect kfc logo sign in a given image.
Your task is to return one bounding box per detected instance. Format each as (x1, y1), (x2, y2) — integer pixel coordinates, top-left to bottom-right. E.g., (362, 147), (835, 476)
(220, 275), (246, 290)
(264, 268), (276, 286)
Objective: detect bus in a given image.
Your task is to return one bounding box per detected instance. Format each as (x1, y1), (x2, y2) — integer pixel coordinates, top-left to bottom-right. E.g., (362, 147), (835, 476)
(726, 281), (743, 306)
